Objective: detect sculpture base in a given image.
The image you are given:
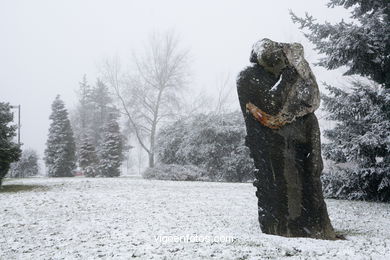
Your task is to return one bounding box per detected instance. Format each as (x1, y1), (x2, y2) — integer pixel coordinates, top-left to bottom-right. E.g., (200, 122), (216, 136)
(247, 113), (336, 240)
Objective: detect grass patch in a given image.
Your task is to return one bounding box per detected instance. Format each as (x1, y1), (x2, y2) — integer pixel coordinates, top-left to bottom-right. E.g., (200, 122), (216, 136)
(0, 184), (48, 193)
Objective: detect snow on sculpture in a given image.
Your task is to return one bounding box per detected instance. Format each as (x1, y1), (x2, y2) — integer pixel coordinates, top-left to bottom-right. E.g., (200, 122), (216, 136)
(237, 38), (336, 239)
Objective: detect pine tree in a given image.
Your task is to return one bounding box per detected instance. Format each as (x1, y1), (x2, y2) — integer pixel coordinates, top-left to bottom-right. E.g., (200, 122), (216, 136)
(291, 1), (390, 201)
(78, 74), (93, 129)
(0, 102), (21, 186)
(322, 81), (390, 201)
(90, 78), (116, 147)
(72, 75), (94, 150)
(98, 115), (124, 177)
(71, 76), (116, 152)
(290, 0), (390, 88)
(45, 96), (76, 177)
(79, 134), (99, 177)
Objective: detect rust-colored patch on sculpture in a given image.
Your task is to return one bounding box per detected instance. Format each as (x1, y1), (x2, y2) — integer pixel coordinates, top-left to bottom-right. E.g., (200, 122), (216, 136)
(246, 102), (286, 129)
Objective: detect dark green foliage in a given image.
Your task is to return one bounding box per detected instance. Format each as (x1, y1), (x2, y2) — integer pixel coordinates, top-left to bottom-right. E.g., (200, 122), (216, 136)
(292, 0), (390, 201)
(156, 112), (255, 182)
(72, 75), (117, 155)
(98, 116), (124, 177)
(291, 0), (390, 88)
(79, 135), (99, 177)
(89, 78), (116, 146)
(322, 81), (390, 201)
(72, 76), (121, 173)
(326, 0), (389, 17)
(72, 75), (126, 176)
(0, 102), (21, 185)
(45, 96), (76, 177)
(77, 74), (93, 131)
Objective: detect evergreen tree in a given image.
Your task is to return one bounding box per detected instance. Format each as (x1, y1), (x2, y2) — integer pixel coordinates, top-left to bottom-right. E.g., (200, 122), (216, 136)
(90, 79), (116, 147)
(291, 1), (390, 201)
(98, 115), (124, 177)
(45, 96), (76, 177)
(71, 75), (94, 150)
(79, 134), (99, 177)
(78, 74), (93, 129)
(321, 81), (390, 201)
(290, 0), (390, 88)
(0, 102), (21, 186)
(9, 149), (39, 178)
(71, 76), (116, 153)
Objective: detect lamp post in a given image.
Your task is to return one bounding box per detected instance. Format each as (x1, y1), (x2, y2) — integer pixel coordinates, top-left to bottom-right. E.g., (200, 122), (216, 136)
(11, 105), (21, 145)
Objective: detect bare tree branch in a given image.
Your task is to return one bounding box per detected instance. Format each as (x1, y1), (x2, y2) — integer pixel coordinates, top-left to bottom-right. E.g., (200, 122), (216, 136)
(102, 31), (189, 167)
(101, 57), (151, 154)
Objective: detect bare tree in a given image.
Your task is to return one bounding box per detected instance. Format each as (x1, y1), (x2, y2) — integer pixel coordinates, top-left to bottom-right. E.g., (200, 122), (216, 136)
(182, 73), (236, 116)
(102, 31), (189, 168)
(183, 90), (213, 115)
(214, 72), (235, 114)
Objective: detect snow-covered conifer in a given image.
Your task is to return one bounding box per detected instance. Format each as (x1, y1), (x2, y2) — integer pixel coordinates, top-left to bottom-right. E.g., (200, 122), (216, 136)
(291, 0), (389, 88)
(89, 79), (116, 147)
(321, 81), (390, 201)
(45, 96), (76, 177)
(71, 76), (117, 156)
(79, 134), (99, 177)
(0, 102), (21, 185)
(291, 1), (390, 201)
(98, 115), (124, 177)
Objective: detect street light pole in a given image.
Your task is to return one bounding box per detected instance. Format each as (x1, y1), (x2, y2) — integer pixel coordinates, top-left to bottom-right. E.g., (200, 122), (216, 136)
(11, 105), (21, 145)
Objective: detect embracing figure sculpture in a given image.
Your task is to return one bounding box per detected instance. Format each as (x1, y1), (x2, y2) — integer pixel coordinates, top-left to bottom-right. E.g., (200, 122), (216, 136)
(237, 38), (336, 239)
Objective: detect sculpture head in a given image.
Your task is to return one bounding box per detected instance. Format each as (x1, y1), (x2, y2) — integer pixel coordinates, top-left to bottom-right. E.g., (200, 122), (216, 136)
(247, 38), (320, 122)
(250, 38), (307, 77)
(250, 38), (287, 74)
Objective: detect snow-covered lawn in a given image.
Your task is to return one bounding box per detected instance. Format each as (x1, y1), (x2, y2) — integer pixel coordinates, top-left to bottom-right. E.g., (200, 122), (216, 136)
(1, 177), (389, 259)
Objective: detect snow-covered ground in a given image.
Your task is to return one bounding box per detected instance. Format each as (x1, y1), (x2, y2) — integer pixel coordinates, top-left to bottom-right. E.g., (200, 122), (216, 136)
(1, 177), (389, 259)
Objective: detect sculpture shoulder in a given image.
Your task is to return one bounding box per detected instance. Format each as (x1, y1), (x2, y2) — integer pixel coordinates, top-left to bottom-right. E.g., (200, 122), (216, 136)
(236, 65), (259, 89)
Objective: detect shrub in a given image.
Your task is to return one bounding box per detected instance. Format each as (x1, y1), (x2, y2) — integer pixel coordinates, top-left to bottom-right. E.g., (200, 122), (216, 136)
(8, 149), (39, 178)
(155, 112), (255, 182)
(142, 164), (209, 181)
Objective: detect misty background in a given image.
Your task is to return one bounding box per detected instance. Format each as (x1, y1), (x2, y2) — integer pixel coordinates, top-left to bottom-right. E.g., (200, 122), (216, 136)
(0, 0), (348, 172)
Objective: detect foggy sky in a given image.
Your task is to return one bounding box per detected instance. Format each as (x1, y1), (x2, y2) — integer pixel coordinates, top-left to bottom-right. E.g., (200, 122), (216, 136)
(0, 0), (348, 160)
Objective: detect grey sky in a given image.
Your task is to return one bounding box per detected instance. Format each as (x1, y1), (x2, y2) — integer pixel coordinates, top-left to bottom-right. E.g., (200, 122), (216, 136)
(0, 0), (348, 159)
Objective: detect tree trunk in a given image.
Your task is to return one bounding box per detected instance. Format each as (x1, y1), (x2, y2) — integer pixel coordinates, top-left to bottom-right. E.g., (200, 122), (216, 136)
(148, 153), (155, 168)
